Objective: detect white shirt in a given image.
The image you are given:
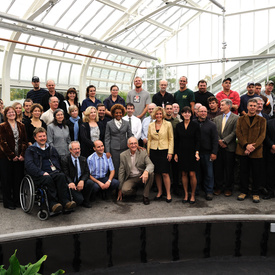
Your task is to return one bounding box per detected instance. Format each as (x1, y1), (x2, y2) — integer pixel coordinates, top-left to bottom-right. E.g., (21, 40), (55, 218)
(40, 108), (54, 125)
(141, 116), (155, 140)
(123, 115), (142, 140)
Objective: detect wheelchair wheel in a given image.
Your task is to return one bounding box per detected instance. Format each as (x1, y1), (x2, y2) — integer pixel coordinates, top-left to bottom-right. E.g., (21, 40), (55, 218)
(20, 175), (35, 213)
(37, 210), (49, 221)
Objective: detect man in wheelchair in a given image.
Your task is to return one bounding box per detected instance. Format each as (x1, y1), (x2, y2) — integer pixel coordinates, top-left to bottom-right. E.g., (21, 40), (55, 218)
(24, 127), (76, 213)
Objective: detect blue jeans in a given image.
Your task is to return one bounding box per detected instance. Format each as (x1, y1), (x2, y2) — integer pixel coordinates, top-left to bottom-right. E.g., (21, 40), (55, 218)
(197, 154), (214, 194)
(91, 176), (119, 193)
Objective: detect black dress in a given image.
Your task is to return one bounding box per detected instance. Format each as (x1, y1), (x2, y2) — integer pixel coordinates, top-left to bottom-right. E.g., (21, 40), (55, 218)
(174, 120), (200, 172)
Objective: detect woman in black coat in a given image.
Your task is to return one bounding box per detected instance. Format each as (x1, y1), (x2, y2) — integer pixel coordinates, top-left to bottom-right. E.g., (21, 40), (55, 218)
(174, 106), (200, 204)
(66, 105), (82, 142)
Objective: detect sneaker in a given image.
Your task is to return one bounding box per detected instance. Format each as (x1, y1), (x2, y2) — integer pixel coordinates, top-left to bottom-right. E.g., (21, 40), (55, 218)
(65, 201), (76, 210)
(237, 193), (247, 201)
(52, 203), (63, 213)
(253, 195), (260, 203)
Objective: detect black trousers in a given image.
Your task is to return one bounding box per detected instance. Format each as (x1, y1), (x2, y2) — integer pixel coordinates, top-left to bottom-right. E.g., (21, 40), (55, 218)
(214, 148), (235, 191)
(70, 179), (93, 205)
(266, 151), (275, 194)
(33, 172), (70, 208)
(239, 156), (262, 195)
(0, 158), (24, 208)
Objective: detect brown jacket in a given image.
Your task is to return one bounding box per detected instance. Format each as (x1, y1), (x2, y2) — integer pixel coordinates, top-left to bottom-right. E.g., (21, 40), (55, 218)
(0, 122), (28, 160)
(235, 115), (266, 158)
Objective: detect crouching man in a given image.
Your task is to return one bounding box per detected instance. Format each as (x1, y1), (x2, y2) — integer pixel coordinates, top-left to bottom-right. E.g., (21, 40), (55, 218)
(61, 141), (93, 208)
(117, 137), (154, 205)
(87, 140), (119, 199)
(25, 127), (76, 213)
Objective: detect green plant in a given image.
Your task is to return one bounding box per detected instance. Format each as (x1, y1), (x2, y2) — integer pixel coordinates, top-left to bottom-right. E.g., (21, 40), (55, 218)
(0, 250), (65, 275)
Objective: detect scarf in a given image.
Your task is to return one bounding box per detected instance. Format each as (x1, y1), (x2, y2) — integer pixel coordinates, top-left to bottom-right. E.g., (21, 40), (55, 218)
(69, 116), (80, 140)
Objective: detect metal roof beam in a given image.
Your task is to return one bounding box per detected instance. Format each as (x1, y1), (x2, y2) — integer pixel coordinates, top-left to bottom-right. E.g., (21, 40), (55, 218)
(226, 6), (275, 16)
(0, 21), (152, 62)
(0, 11), (157, 61)
(107, 0), (182, 40)
(96, 0), (126, 12)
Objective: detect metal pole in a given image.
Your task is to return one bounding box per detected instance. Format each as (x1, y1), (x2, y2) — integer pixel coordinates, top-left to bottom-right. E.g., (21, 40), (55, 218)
(222, 10), (226, 79)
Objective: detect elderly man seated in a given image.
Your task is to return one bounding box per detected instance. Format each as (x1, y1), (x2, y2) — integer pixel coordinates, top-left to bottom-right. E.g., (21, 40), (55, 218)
(117, 137), (154, 205)
(24, 127), (76, 213)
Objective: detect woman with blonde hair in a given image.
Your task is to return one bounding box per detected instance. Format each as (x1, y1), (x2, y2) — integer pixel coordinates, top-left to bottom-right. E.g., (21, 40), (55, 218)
(66, 105), (82, 141)
(12, 102), (23, 122)
(80, 106), (103, 158)
(147, 106), (174, 203)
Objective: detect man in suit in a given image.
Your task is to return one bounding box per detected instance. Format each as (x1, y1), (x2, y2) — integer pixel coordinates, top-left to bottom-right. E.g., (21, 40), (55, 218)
(117, 137), (154, 205)
(236, 98), (266, 203)
(61, 141), (93, 208)
(213, 99), (239, 197)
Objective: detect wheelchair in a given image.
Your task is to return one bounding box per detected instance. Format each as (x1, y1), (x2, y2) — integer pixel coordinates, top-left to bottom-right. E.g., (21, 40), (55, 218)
(20, 174), (51, 221)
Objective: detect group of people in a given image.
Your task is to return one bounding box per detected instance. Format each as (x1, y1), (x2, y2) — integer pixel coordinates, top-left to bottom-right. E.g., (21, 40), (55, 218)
(0, 74), (275, 213)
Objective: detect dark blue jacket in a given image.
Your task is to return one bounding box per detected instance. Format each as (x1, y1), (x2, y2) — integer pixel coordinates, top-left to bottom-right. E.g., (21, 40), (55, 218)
(24, 143), (61, 177)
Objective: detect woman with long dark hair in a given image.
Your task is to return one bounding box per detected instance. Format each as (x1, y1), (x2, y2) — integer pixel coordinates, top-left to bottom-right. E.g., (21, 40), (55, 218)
(61, 87), (81, 120)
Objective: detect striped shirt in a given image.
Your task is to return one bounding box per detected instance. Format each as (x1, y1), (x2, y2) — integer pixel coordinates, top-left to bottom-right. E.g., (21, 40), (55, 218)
(87, 152), (114, 179)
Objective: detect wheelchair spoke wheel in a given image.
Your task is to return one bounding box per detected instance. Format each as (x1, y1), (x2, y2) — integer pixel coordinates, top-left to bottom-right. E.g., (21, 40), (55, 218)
(20, 175), (35, 213)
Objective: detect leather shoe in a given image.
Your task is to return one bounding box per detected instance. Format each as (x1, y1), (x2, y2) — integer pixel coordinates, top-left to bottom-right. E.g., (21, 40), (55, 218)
(65, 201), (76, 210)
(82, 201), (92, 208)
(206, 193), (213, 201)
(189, 199), (196, 204)
(143, 196), (150, 205)
(5, 205), (16, 210)
(224, 190), (232, 197)
(263, 193), (274, 200)
(182, 199), (188, 203)
(51, 203), (63, 213)
(213, 189), (221, 196)
(166, 198), (172, 203)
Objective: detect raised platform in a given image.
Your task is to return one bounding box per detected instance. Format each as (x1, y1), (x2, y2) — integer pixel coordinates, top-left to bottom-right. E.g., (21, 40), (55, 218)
(1, 192), (275, 274)
(1, 191), (275, 242)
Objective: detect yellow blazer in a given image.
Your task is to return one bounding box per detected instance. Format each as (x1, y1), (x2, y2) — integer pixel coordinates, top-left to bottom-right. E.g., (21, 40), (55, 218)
(147, 119), (174, 155)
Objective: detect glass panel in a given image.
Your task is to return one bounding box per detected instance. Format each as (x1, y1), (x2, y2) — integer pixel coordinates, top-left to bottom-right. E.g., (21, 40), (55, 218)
(20, 56), (35, 81)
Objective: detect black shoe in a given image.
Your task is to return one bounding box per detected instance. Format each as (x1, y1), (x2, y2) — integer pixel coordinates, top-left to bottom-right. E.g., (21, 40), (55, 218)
(82, 201), (92, 208)
(206, 193), (213, 201)
(143, 196), (150, 205)
(263, 193), (274, 200)
(182, 199), (188, 203)
(189, 199), (196, 204)
(166, 198), (172, 203)
(4, 205), (16, 210)
(154, 195), (162, 201)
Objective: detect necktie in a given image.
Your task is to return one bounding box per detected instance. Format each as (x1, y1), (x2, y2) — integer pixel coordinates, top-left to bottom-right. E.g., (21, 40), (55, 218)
(75, 159), (79, 183)
(221, 115), (226, 133)
(129, 117), (132, 129)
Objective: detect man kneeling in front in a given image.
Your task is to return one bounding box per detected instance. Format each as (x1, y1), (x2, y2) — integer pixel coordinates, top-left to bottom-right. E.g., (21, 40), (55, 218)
(117, 137), (154, 205)
(25, 127), (76, 213)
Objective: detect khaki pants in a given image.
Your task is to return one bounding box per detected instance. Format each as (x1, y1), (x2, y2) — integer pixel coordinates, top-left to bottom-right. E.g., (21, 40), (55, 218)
(121, 173), (154, 198)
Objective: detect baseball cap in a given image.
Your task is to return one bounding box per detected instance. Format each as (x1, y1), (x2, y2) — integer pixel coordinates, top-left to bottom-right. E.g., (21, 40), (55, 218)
(222, 77), (232, 83)
(32, 76), (40, 82)
(247, 82), (255, 87)
(266, 80), (274, 85)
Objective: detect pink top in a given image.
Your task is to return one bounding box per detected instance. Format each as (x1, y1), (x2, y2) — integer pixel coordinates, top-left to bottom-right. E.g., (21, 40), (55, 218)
(216, 90), (240, 114)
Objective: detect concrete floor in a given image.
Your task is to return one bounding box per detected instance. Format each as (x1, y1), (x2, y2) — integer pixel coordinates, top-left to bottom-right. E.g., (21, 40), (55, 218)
(1, 189), (275, 242)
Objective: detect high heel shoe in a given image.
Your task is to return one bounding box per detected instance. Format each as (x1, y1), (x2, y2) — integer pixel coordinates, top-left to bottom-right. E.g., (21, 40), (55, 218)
(166, 198), (172, 203)
(189, 198), (196, 204)
(154, 195), (162, 201)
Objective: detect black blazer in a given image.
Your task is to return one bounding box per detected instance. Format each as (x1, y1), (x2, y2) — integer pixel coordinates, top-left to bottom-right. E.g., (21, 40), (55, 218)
(61, 154), (89, 184)
(79, 122), (104, 158)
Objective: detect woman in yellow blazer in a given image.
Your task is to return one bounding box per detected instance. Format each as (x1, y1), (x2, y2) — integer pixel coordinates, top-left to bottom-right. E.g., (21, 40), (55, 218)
(147, 106), (174, 202)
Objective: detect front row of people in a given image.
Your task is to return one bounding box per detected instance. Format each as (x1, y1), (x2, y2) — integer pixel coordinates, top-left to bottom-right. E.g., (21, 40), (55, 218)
(23, 127), (154, 213)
